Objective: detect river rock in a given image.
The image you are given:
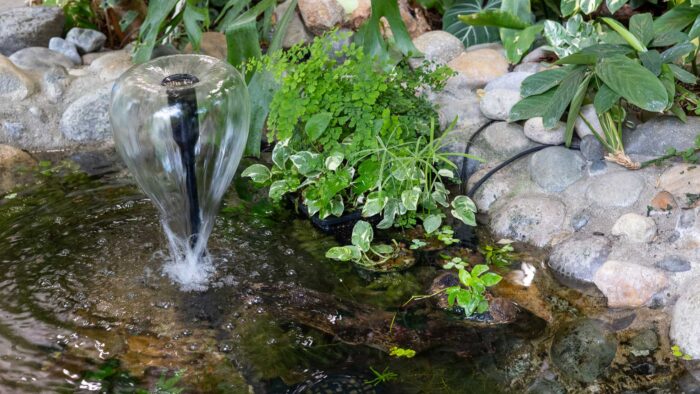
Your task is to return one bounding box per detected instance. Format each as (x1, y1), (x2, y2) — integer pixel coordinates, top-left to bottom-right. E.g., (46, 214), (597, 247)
(468, 122), (537, 174)
(59, 84), (112, 142)
(0, 144), (36, 194)
(0, 6), (65, 56)
(447, 48), (509, 89)
(624, 116), (700, 156)
(0, 55), (34, 100)
(551, 319), (618, 383)
(593, 260), (668, 308)
(548, 235), (610, 283)
(480, 89), (521, 121)
(9, 47), (75, 70)
(183, 31), (227, 60)
(89, 50), (132, 81)
(275, 0), (312, 49)
(65, 27), (106, 54)
(658, 164), (700, 206)
(580, 134), (605, 161)
(484, 71), (533, 92)
(585, 171), (645, 207)
(48, 37), (81, 65)
(529, 147), (585, 192)
(491, 195), (567, 247)
(655, 255), (692, 272)
(650, 190), (676, 212)
(523, 117), (566, 145)
(430, 74), (488, 131)
(298, 0), (344, 35)
(671, 278), (700, 359)
(630, 330), (658, 353)
(412, 31), (463, 65)
(42, 65), (71, 103)
(611, 213), (657, 243)
(574, 104), (602, 139)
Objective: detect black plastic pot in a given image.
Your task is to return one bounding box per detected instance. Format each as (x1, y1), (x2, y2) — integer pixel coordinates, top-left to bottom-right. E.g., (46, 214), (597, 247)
(294, 199), (381, 239)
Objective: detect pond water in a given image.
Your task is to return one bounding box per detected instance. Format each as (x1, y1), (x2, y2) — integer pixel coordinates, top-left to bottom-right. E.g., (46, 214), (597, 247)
(0, 158), (692, 393)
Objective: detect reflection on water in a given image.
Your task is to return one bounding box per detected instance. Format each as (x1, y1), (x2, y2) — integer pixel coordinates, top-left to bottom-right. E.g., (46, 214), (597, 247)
(0, 162), (692, 393)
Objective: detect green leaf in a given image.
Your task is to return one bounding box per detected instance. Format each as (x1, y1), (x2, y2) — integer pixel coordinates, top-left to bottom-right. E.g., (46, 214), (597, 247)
(290, 151), (320, 176)
(269, 180), (290, 200)
(183, 0), (209, 52)
(245, 71), (278, 158)
(423, 214), (442, 234)
(329, 195), (345, 217)
(443, 0), (502, 48)
(351, 220), (373, 252)
(669, 64), (697, 84)
(355, 0), (420, 62)
(362, 192), (388, 217)
(595, 54), (668, 112)
(509, 88), (556, 122)
(521, 67), (573, 97)
(503, 24), (543, 64)
(272, 140), (291, 169)
(639, 50), (662, 76)
(593, 83), (621, 115)
(651, 31), (689, 48)
(226, 21), (261, 67)
(451, 195), (477, 226)
(661, 42), (696, 64)
(629, 13), (654, 47)
(119, 10), (139, 31)
(326, 246), (362, 262)
(601, 17), (646, 52)
(377, 199), (400, 229)
(606, 0), (628, 14)
(471, 264), (489, 277)
(458, 268), (470, 286)
(542, 66), (587, 128)
(560, 0), (577, 17)
(580, 0), (602, 14)
(660, 64), (676, 110)
(564, 73), (592, 146)
(373, 244), (394, 254)
(133, 0), (179, 63)
(688, 15), (700, 40)
(653, 4), (700, 37)
(555, 44), (632, 65)
(269, 0), (298, 53)
(305, 112), (333, 140)
(481, 272), (503, 286)
(241, 164), (271, 183)
(458, 10), (530, 29)
(324, 151), (344, 171)
(401, 187), (421, 211)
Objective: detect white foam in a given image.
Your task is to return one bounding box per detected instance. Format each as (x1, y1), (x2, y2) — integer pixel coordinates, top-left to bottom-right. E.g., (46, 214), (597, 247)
(160, 223), (215, 291)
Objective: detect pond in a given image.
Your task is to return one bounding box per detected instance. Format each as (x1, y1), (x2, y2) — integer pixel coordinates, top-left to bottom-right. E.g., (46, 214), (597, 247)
(0, 156), (691, 393)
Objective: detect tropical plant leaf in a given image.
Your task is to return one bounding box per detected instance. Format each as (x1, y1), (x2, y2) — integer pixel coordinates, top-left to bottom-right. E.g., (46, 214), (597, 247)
(355, 0), (420, 62)
(423, 214), (442, 234)
(351, 220), (373, 252)
(639, 49), (662, 76)
(668, 63), (697, 84)
(564, 73), (591, 146)
(305, 112), (333, 140)
(580, 0), (603, 14)
(481, 272), (502, 286)
(595, 54), (668, 112)
(556, 44), (632, 65)
(542, 66), (587, 128)
(183, 0), (209, 52)
(521, 67), (573, 97)
(601, 17), (646, 52)
(133, 0), (179, 63)
(225, 21), (261, 67)
(593, 83), (621, 115)
(606, 0), (628, 14)
(245, 71), (277, 157)
(503, 24), (544, 64)
(629, 13), (654, 47)
(653, 4), (700, 36)
(326, 245), (362, 261)
(560, 0), (577, 17)
(509, 88), (556, 122)
(458, 10), (530, 29)
(269, 0), (298, 53)
(443, 0), (502, 48)
(660, 42), (696, 64)
(651, 31), (689, 48)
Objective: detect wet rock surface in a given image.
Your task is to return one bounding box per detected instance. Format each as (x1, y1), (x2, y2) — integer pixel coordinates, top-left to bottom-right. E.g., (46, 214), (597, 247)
(548, 236), (610, 284)
(550, 319), (618, 383)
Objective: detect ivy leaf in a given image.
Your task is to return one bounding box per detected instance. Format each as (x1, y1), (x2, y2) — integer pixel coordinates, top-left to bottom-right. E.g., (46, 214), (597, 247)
(351, 220), (373, 252)
(377, 199), (400, 229)
(472, 264), (489, 277)
(560, 0), (577, 17)
(401, 187), (421, 211)
(481, 272), (503, 286)
(606, 0), (628, 15)
(272, 140), (291, 169)
(362, 192), (388, 217)
(324, 151), (344, 171)
(269, 180), (289, 200)
(241, 164), (271, 183)
(580, 0), (603, 14)
(305, 112), (333, 141)
(326, 245), (362, 262)
(290, 151), (321, 176)
(443, 0), (502, 48)
(423, 214), (442, 234)
(595, 54), (668, 112)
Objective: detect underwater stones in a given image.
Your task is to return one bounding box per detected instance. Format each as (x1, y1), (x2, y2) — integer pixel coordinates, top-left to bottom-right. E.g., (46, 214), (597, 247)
(183, 31), (227, 60)
(523, 117), (566, 145)
(593, 260), (668, 308)
(447, 48), (508, 89)
(574, 104), (601, 139)
(89, 50), (132, 81)
(411, 30), (464, 64)
(0, 6), (65, 56)
(484, 71), (533, 92)
(491, 195), (567, 247)
(48, 37), (80, 65)
(629, 329), (659, 354)
(548, 235), (610, 284)
(0, 55), (34, 100)
(529, 147), (585, 192)
(585, 171), (645, 207)
(671, 277), (700, 358)
(658, 164), (700, 205)
(0, 144), (36, 193)
(275, 0), (312, 49)
(525, 378), (566, 394)
(623, 116), (700, 156)
(655, 255), (692, 272)
(579, 134), (605, 162)
(65, 27), (106, 54)
(479, 88), (521, 121)
(59, 84), (111, 142)
(550, 319), (617, 383)
(9, 47), (75, 70)
(611, 213), (657, 243)
(298, 0), (344, 35)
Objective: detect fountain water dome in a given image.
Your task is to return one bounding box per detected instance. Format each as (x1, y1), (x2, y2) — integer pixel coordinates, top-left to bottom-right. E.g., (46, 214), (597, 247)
(110, 54), (250, 290)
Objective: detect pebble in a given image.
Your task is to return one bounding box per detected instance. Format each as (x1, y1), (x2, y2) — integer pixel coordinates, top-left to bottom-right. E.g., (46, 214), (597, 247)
(48, 37), (81, 65)
(655, 255), (692, 272)
(479, 88), (521, 121)
(548, 235), (610, 283)
(611, 213), (657, 243)
(65, 27), (106, 54)
(447, 48), (509, 89)
(630, 329), (658, 353)
(571, 211), (590, 231)
(529, 146), (585, 192)
(650, 190), (676, 212)
(580, 134), (605, 161)
(0, 6), (65, 56)
(491, 194), (567, 247)
(523, 117), (566, 145)
(593, 260), (668, 308)
(430, 74), (488, 131)
(585, 171), (645, 207)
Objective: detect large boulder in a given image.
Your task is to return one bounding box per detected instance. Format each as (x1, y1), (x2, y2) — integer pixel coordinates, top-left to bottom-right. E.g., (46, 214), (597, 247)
(593, 260), (668, 308)
(0, 6), (65, 56)
(447, 48), (509, 89)
(491, 194), (567, 247)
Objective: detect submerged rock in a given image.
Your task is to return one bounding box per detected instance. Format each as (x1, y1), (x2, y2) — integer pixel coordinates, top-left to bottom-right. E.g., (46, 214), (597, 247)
(0, 6), (65, 56)
(593, 260), (668, 308)
(491, 195), (567, 247)
(550, 319), (617, 383)
(529, 147), (585, 192)
(548, 235), (610, 284)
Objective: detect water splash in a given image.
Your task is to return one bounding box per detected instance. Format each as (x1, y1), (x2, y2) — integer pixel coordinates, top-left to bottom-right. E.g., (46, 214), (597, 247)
(110, 55), (250, 290)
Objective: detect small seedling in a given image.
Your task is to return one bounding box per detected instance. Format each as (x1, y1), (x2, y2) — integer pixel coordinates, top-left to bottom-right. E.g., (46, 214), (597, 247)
(389, 346), (416, 358)
(435, 226), (459, 246)
(480, 240), (515, 268)
(672, 345), (693, 361)
(365, 366), (398, 386)
(410, 239), (427, 250)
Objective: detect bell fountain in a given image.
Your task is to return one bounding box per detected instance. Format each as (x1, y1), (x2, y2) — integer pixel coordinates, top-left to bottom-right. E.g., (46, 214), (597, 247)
(109, 54), (250, 290)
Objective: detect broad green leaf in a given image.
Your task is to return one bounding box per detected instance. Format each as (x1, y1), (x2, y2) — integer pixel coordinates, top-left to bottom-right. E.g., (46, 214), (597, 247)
(245, 70), (277, 157)
(458, 10), (530, 29)
(353, 159), (380, 196)
(521, 67), (573, 97)
(269, 180), (289, 200)
(373, 244), (394, 254)
(326, 246), (361, 262)
(639, 50), (662, 76)
(362, 192), (388, 217)
(458, 268), (470, 286)
(423, 214), (442, 234)
(660, 64), (675, 110)
(329, 195), (344, 217)
(651, 31), (689, 48)
(451, 195), (477, 226)
(133, 0), (179, 63)
(305, 112), (333, 140)
(629, 13), (654, 47)
(443, 0), (502, 48)
(542, 66), (587, 128)
(183, 0), (209, 52)
(606, 0), (628, 14)
(272, 140), (291, 169)
(477, 299), (490, 314)
(481, 272), (503, 286)
(556, 44), (632, 65)
(601, 17), (646, 52)
(241, 164), (271, 183)
(580, 0), (602, 14)
(661, 42), (696, 64)
(401, 187), (421, 211)
(670, 103), (688, 123)
(560, 0), (577, 17)
(503, 24), (544, 64)
(669, 64), (698, 84)
(226, 21), (261, 67)
(472, 264), (489, 277)
(501, 0), (533, 23)
(290, 151), (320, 176)
(351, 220), (373, 252)
(509, 88), (556, 122)
(595, 54), (668, 112)
(324, 151), (344, 171)
(377, 199), (400, 229)
(564, 73), (592, 146)
(593, 83), (620, 115)
(689, 15), (700, 40)
(653, 4), (700, 36)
